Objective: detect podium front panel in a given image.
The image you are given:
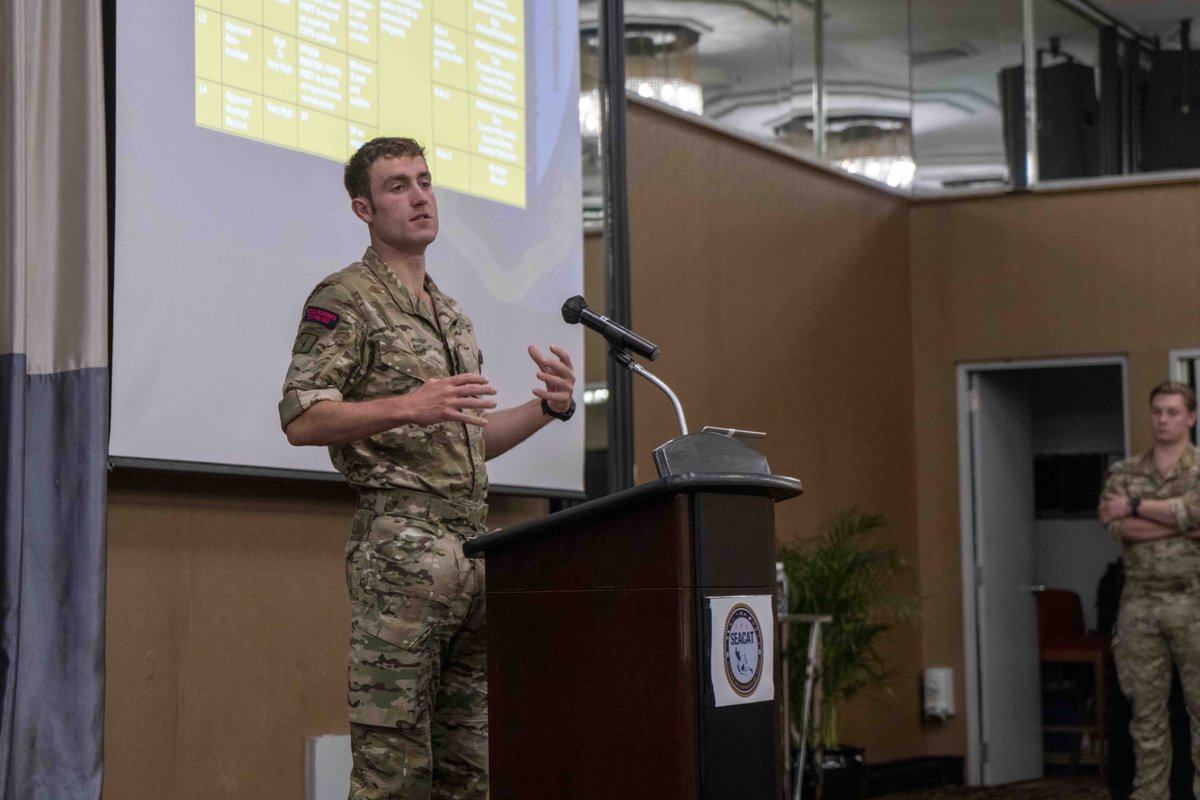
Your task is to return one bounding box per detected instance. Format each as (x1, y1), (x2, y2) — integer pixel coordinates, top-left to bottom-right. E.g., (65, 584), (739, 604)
(487, 587), (699, 798)
(479, 482), (786, 800)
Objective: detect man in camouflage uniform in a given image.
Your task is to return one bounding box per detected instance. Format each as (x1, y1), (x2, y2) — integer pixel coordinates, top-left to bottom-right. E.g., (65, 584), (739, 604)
(280, 137), (576, 799)
(1099, 381), (1200, 800)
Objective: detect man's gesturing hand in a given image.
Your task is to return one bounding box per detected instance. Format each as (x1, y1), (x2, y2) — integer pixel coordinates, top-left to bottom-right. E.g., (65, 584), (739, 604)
(402, 373), (497, 427)
(529, 344), (575, 413)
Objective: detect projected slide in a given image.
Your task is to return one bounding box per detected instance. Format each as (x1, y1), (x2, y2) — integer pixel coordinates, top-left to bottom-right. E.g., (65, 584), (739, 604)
(194, 0), (527, 207)
(113, 0), (583, 493)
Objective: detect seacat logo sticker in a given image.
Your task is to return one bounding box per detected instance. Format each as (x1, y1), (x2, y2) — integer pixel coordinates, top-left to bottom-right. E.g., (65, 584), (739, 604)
(724, 603), (764, 697)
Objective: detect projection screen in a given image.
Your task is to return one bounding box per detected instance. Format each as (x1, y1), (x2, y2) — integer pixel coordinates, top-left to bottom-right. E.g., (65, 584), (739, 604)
(110, 0), (585, 494)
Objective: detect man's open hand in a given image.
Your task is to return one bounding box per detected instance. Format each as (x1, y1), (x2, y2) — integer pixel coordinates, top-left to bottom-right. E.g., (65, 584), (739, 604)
(402, 373), (497, 427)
(528, 344), (575, 413)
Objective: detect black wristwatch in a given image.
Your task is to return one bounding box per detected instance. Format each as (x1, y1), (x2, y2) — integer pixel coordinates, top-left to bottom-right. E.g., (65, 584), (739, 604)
(541, 397), (576, 421)
(1129, 497), (1142, 518)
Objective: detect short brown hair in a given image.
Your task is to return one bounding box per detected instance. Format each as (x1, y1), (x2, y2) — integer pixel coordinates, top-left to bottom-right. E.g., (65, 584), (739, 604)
(1149, 380), (1197, 412)
(343, 137), (426, 200)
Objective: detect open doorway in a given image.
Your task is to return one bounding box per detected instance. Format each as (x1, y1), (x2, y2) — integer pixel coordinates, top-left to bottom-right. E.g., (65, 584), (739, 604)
(957, 358), (1128, 786)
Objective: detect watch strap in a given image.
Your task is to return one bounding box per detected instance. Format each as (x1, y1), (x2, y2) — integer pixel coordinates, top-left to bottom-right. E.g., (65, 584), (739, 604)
(541, 397), (576, 421)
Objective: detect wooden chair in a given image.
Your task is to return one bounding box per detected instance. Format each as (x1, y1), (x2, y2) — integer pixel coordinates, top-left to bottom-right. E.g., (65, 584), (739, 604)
(1036, 588), (1111, 774)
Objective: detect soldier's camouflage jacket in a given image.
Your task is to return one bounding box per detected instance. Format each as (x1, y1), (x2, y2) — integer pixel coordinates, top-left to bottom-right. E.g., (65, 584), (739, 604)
(1102, 444), (1200, 583)
(280, 248), (487, 503)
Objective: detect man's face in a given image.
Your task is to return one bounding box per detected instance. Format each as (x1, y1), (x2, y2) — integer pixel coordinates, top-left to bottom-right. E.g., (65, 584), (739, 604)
(352, 155), (438, 254)
(1149, 392), (1195, 446)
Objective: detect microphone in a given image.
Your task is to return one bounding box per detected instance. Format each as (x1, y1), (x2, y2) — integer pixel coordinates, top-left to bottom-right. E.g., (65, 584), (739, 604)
(561, 295), (660, 360)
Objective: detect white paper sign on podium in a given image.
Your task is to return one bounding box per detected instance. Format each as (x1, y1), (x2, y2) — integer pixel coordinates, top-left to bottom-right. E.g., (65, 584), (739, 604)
(709, 594), (775, 707)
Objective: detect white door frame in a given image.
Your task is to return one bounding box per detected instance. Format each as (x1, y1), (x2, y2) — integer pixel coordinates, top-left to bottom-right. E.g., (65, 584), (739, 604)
(1169, 348), (1200, 384)
(957, 356), (1129, 784)
(1169, 349), (1200, 444)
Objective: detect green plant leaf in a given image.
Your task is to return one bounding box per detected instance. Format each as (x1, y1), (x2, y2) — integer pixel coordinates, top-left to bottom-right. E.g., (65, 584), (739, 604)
(778, 508), (917, 749)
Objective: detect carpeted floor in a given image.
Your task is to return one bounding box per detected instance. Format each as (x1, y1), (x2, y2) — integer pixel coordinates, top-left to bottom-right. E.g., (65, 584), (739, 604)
(877, 775), (1107, 800)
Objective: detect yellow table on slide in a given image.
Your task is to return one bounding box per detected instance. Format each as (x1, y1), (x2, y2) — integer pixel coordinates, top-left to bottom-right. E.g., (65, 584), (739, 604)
(194, 0), (526, 207)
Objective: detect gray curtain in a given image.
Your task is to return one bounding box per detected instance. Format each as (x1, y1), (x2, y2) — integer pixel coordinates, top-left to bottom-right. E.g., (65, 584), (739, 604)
(0, 1), (109, 798)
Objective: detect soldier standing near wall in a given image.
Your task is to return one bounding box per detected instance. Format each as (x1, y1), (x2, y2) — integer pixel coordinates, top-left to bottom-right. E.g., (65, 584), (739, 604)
(279, 137), (577, 799)
(1099, 381), (1200, 800)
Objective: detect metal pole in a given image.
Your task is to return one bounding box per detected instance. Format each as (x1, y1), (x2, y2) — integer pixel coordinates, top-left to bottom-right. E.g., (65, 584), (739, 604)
(1098, 25), (1121, 176)
(1022, 0), (1039, 186)
(597, 0), (635, 493)
(780, 614), (833, 800)
(781, 615), (792, 799)
(812, 0), (826, 160)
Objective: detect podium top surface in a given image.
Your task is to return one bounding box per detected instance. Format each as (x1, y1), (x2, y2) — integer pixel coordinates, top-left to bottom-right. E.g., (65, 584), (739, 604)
(463, 472), (802, 557)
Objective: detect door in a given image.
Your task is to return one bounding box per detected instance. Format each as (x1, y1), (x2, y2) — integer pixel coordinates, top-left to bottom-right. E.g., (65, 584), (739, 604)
(969, 371), (1043, 784)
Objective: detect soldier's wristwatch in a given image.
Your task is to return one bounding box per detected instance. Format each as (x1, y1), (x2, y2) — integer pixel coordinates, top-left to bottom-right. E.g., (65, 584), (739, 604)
(541, 397), (576, 421)
(1129, 497), (1141, 518)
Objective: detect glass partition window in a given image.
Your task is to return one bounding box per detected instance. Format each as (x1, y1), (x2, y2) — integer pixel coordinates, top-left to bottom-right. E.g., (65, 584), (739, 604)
(579, 0), (813, 214)
(910, 0), (1024, 192)
(819, 0), (914, 188)
(578, 0), (1200, 204)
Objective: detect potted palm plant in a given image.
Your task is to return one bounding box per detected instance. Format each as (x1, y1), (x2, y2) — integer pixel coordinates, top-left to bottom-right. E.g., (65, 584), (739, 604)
(778, 508), (916, 800)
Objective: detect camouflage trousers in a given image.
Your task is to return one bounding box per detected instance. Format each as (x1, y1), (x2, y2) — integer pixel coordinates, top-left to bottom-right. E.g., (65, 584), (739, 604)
(1113, 580), (1200, 800)
(345, 505), (488, 800)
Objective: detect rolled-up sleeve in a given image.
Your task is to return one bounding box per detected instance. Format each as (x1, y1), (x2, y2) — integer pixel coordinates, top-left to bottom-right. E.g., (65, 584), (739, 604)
(1167, 489), (1200, 532)
(279, 387), (344, 431)
(279, 280), (366, 432)
(1100, 461), (1127, 542)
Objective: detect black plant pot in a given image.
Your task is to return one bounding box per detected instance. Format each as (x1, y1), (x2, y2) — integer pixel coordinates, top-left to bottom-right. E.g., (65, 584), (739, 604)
(819, 746), (867, 800)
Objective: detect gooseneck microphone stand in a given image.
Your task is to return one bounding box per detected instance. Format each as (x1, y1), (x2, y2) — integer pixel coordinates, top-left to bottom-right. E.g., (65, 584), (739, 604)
(608, 346), (688, 436)
(606, 347), (770, 478)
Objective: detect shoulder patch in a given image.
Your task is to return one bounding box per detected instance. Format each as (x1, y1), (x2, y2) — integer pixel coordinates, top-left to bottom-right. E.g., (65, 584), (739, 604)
(305, 306), (340, 329)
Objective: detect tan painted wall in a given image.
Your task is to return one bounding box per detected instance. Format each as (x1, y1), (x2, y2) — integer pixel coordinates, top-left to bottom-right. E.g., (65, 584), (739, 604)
(104, 472), (546, 800)
(623, 103), (923, 761)
(909, 181), (1200, 757)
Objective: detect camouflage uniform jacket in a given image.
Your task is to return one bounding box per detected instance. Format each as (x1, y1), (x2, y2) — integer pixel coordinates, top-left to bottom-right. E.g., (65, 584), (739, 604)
(280, 247), (487, 503)
(1102, 444), (1200, 583)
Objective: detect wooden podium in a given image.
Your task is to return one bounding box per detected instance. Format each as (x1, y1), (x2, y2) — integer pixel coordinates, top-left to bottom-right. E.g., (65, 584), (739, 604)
(463, 473), (803, 800)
